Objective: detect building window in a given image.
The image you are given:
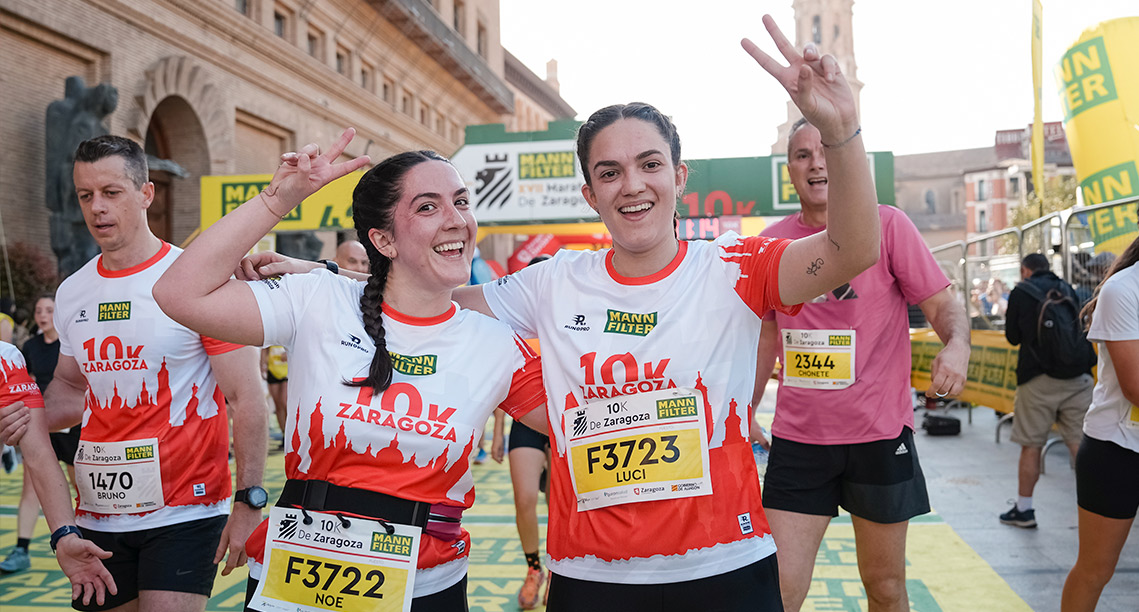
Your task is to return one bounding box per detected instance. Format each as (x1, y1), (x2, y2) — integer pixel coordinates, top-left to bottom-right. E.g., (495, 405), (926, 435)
(435, 112), (444, 134)
(235, 0), (249, 16)
(924, 189), (936, 214)
(812, 15), (821, 44)
(360, 62), (374, 91)
(336, 49), (348, 75)
(382, 78), (393, 104)
(274, 12), (287, 38)
(307, 29), (324, 60)
(977, 178), (988, 201)
(420, 104), (430, 126)
(978, 209), (988, 233)
(453, 0), (466, 35)
(402, 94), (411, 115)
(1010, 176), (1021, 197)
(476, 21), (487, 58)
(834, 25), (839, 40)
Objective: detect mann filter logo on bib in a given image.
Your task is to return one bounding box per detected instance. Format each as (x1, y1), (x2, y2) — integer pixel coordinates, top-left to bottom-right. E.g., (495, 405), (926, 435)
(371, 532), (414, 556)
(657, 396), (697, 419)
(828, 335), (851, 346)
(98, 301), (131, 321)
(124, 445), (154, 460)
(604, 310), (657, 336)
(388, 352), (437, 376)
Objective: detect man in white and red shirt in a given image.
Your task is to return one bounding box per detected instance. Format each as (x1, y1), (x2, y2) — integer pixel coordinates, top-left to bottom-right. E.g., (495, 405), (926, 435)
(2, 135), (266, 612)
(753, 119), (970, 612)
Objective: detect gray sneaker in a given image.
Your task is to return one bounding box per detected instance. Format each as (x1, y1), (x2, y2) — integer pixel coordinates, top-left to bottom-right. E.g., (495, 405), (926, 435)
(999, 504), (1038, 528)
(0, 547), (30, 573)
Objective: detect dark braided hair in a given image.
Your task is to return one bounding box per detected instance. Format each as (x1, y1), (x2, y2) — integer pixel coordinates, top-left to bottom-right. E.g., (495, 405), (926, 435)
(349, 150), (450, 394)
(575, 102), (681, 186)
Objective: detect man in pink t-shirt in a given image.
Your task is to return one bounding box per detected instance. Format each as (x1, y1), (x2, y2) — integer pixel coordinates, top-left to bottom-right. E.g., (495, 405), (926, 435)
(753, 119), (970, 612)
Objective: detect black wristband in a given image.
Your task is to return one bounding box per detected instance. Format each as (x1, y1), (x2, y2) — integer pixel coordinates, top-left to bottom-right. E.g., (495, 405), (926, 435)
(318, 259), (339, 275)
(50, 525), (83, 553)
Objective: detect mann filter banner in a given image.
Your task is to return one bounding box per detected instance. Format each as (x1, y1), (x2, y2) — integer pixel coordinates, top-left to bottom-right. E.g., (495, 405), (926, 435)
(911, 329), (1017, 414)
(200, 171), (365, 231)
(1056, 17), (1139, 255)
(452, 120), (894, 224)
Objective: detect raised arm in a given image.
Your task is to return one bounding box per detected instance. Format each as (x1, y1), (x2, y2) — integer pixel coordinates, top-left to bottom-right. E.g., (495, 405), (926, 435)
(742, 15), (879, 306)
(153, 129), (370, 345)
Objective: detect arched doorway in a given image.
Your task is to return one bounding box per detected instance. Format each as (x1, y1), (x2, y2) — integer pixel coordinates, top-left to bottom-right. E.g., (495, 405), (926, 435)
(143, 96), (209, 245)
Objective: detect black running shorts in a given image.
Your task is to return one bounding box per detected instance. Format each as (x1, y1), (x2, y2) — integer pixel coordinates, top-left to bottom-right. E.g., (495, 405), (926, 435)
(73, 515), (226, 611)
(763, 427), (930, 524)
(546, 555), (781, 612)
(1076, 434), (1139, 519)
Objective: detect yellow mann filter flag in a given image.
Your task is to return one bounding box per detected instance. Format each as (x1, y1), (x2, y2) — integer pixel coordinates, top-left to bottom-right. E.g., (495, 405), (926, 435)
(1056, 17), (1139, 255)
(1031, 0), (1044, 198)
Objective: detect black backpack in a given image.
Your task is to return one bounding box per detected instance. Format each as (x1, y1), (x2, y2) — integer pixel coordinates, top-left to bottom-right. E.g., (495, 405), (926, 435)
(1016, 279), (1097, 378)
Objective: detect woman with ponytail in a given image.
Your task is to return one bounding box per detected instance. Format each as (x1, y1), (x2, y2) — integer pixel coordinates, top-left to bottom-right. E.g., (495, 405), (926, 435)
(154, 130), (548, 611)
(1062, 236), (1139, 611)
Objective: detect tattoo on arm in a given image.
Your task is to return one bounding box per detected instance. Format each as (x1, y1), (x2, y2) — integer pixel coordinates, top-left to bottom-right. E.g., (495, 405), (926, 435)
(807, 258), (824, 276)
(829, 236), (841, 250)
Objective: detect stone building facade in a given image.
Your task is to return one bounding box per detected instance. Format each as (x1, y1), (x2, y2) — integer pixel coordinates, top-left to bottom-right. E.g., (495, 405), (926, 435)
(1, 0), (573, 276)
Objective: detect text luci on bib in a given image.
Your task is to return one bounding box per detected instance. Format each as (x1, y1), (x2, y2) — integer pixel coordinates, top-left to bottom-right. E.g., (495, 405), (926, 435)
(566, 387), (712, 511)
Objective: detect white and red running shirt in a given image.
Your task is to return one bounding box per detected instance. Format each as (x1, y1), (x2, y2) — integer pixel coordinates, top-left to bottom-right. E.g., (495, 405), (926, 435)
(245, 270), (545, 596)
(761, 206), (951, 444)
(55, 242), (240, 532)
(2, 342), (45, 409)
(1085, 263), (1139, 453)
(482, 232), (797, 584)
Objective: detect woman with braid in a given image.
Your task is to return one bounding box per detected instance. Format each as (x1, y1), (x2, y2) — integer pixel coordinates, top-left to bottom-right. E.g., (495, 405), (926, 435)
(154, 130), (548, 611)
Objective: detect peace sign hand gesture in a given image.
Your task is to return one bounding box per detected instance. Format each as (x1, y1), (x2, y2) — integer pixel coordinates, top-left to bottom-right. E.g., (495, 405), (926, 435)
(261, 127), (371, 217)
(742, 15), (859, 146)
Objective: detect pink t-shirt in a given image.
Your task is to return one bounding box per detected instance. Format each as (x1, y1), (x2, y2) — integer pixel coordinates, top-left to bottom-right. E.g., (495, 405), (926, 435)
(763, 205), (949, 444)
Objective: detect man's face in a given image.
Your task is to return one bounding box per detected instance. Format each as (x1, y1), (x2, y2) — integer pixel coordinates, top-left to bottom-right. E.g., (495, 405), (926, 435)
(73, 156), (154, 253)
(787, 124), (828, 209)
(335, 241), (370, 274)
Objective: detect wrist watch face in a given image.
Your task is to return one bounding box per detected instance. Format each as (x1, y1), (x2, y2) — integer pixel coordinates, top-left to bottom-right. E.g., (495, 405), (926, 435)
(241, 486), (269, 509)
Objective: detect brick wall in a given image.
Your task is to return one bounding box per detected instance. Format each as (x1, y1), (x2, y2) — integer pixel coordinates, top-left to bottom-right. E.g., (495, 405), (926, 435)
(1, 0), (515, 276)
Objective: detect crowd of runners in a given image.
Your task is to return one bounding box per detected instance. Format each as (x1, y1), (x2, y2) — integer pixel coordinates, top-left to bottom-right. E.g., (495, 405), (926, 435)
(1, 12), (1136, 612)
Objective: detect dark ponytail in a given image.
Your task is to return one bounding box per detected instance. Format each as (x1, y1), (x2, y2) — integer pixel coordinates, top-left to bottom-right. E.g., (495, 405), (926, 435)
(1081, 234), (1139, 328)
(348, 150), (449, 394)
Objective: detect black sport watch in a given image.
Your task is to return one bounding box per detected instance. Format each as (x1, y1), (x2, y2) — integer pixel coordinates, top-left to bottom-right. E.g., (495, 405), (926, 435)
(235, 486), (268, 509)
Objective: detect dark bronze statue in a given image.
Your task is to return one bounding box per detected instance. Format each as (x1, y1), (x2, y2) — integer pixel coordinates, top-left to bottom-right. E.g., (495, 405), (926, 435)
(46, 77), (119, 279)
